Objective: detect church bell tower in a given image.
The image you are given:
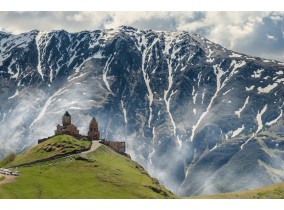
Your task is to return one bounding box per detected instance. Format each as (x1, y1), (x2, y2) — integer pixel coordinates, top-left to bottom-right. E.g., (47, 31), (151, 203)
(62, 111), (71, 126)
(88, 117), (100, 140)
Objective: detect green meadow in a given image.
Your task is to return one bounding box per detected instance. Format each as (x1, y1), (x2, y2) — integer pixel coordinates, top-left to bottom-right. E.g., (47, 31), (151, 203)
(0, 135), (175, 199)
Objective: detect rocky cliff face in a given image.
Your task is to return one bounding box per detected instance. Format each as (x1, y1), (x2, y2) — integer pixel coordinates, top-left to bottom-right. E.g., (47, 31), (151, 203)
(0, 26), (284, 195)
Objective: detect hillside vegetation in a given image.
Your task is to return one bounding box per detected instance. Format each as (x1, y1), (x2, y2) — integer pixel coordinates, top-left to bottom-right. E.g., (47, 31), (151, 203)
(0, 153), (16, 167)
(189, 182), (284, 199)
(0, 135), (175, 198)
(6, 135), (91, 167)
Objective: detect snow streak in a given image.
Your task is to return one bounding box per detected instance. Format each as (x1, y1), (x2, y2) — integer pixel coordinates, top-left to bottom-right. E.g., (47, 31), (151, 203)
(30, 87), (67, 128)
(232, 124), (245, 138)
(190, 60), (246, 141)
(246, 86), (255, 91)
(163, 36), (182, 147)
(139, 36), (157, 128)
(257, 83), (278, 93)
(240, 105), (267, 149)
(266, 109), (283, 126)
(148, 126), (156, 166)
(235, 96), (249, 118)
(35, 32), (44, 80)
(103, 56), (114, 93)
(121, 100), (128, 125)
(8, 89), (19, 100)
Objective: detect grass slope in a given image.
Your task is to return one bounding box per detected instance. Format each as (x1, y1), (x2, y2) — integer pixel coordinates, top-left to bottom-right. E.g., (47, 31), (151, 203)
(0, 139), (175, 198)
(189, 182), (284, 199)
(7, 135), (91, 167)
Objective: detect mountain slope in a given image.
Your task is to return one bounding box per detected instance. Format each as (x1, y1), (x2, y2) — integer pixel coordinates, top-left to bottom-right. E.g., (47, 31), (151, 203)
(189, 182), (284, 199)
(0, 135), (175, 198)
(178, 130), (284, 196)
(0, 26), (284, 195)
(6, 134), (91, 167)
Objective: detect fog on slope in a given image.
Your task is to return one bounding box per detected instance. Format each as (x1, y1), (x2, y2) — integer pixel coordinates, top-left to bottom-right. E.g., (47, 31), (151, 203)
(1, 27), (284, 196)
(0, 87), (47, 153)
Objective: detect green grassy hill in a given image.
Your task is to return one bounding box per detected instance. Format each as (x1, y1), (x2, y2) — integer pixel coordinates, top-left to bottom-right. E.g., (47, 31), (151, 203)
(5, 135), (91, 167)
(0, 135), (175, 198)
(188, 182), (284, 199)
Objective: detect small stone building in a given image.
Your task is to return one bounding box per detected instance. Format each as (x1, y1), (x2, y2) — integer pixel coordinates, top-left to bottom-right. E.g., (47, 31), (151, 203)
(100, 139), (126, 153)
(55, 111), (79, 136)
(88, 117), (100, 139)
(107, 142), (126, 153)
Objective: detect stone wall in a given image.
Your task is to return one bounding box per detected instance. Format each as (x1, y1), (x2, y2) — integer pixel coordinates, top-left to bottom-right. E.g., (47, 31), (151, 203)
(100, 140), (126, 153)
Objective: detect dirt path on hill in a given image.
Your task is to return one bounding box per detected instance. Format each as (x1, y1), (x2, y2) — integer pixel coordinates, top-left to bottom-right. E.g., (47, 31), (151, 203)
(8, 141), (102, 169)
(81, 141), (101, 154)
(0, 175), (16, 186)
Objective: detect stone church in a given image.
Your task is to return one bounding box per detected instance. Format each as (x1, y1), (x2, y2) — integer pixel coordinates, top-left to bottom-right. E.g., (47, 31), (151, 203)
(55, 111), (100, 139)
(55, 111), (80, 136)
(48, 111), (125, 153)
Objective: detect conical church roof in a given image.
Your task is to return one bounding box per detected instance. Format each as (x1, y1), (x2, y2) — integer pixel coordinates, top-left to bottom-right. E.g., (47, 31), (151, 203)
(90, 117), (98, 123)
(64, 111), (71, 117)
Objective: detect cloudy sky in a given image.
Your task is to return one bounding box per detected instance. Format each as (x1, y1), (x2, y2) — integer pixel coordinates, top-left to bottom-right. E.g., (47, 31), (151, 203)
(1, 11), (284, 61)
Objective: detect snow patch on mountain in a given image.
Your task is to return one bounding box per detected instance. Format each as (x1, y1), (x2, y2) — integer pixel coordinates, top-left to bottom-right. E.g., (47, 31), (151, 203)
(140, 36), (157, 128)
(266, 109), (283, 126)
(29, 87), (67, 128)
(258, 83), (278, 93)
(210, 144), (219, 151)
(8, 89), (19, 99)
(223, 88), (232, 95)
(229, 52), (242, 58)
(190, 60), (246, 142)
(163, 35), (181, 147)
(103, 56), (114, 93)
(241, 104), (268, 149)
(232, 124), (245, 137)
(121, 100), (128, 125)
(255, 105), (268, 134)
(246, 86), (255, 91)
(35, 32), (45, 80)
(235, 96), (249, 118)
(252, 69), (264, 78)
(276, 70), (283, 75)
(1, 27), (284, 196)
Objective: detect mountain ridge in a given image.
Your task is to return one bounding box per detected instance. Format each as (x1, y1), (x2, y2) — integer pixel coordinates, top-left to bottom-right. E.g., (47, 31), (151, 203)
(0, 26), (284, 195)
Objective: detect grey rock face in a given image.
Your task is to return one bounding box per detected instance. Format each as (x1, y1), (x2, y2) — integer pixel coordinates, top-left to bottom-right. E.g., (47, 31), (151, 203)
(0, 26), (284, 195)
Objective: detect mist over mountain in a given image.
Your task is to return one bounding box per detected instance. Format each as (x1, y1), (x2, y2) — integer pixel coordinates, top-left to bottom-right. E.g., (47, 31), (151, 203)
(0, 26), (283, 196)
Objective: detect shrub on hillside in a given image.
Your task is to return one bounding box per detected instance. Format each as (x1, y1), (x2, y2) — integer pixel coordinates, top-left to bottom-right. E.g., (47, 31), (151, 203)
(0, 152), (16, 167)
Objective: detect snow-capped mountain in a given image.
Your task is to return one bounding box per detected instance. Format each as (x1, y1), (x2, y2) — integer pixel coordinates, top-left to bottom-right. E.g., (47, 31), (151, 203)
(0, 26), (284, 196)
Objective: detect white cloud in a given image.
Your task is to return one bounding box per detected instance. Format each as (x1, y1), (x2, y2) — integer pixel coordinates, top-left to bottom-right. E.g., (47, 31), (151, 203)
(270, 12), (284, 23)
(266, 34), (277, 40)
(177, 12), (267, 49)
(0, 11), (283, 61)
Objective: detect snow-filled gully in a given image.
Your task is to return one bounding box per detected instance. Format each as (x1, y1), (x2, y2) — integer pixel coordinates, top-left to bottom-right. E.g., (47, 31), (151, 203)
(190, 60), (246, 141)
(163, 37), (182, 147)
(235, 96), (249, 118)
(35, 32), (45, 81)
(240, 105), (267, 150)
(103, 56), (114, 93)
(139, 36), (158, 128)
